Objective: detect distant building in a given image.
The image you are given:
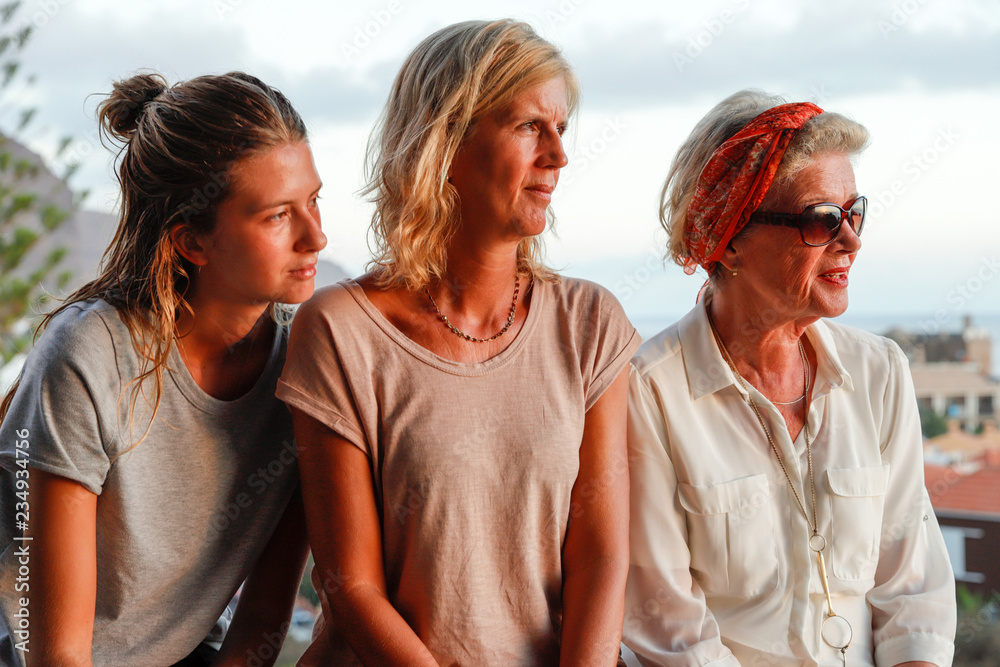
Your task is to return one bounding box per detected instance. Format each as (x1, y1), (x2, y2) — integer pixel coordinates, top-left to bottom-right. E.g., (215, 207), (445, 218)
(888, 315), (992, 376)
(925, 420), (1000, 464)
(887, 317), (1000, 432)
(925, 448), (1000, 595)
(910, 364), (1000, 433)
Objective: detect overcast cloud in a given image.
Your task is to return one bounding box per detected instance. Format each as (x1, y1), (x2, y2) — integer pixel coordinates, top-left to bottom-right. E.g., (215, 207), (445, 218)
(3, 0), (999, 319)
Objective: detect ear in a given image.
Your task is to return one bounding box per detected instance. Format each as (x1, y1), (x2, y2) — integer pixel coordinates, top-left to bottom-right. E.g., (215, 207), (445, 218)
(719, 241), (739, 274)
(170, 225), (210, 267)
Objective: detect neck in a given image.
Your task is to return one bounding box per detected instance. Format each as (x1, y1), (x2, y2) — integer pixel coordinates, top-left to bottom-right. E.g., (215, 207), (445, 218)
(176, 285), (272, 365)
(429, 237), (521, 318)
(708, 286), (813, 402)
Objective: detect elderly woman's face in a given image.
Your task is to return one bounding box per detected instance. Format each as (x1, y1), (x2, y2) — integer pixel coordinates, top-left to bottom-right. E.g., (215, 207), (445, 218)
(449, 76), (569, 242)
(727, 151), (861, 322)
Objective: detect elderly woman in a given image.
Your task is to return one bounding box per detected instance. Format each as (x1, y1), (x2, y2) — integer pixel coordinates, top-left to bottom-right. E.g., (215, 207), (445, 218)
(623, 91), (956, 667)
(277, 19), (638, 666)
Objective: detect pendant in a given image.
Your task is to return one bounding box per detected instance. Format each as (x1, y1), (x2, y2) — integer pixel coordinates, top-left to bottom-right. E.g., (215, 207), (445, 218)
(821, 613), (853, 651)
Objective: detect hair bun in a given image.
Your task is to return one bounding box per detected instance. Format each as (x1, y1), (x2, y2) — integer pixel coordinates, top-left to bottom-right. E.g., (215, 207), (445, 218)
(99, 72), (169, 141)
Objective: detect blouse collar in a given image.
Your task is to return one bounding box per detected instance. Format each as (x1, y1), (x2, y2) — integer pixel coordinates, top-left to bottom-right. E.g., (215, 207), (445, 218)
(678, 298), (854, 402)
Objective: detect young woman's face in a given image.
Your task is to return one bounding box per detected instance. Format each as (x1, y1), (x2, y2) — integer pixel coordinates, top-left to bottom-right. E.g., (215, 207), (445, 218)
(197, 142), (326, 306)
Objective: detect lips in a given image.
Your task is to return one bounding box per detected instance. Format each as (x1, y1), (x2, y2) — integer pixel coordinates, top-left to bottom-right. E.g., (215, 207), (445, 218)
(818, 266), (850, 286)
(525, 184), (555, 201)
(290, 262), (317, 279)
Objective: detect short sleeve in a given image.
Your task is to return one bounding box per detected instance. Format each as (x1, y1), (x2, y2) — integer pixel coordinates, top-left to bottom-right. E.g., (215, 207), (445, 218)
(276, 286), (369, 455)
(578, 282), (641, 411)
(0, 304), (121, 495)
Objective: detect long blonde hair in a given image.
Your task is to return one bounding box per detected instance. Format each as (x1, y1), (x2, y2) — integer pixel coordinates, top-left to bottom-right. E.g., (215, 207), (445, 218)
(364, 19), (579, 289)
(0, 71), (306, 441)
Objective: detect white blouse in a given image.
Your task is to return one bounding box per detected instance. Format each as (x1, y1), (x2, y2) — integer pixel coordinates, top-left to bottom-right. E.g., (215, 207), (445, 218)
(623, 301), (956, 667)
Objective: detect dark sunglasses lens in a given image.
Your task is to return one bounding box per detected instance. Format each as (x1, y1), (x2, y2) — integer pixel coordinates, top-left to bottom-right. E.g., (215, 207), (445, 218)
(849, 197), (866, 235)
(802, 206), (843, 245)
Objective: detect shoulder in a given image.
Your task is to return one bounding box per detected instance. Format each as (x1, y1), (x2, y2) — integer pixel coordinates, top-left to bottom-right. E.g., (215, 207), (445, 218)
(632, 324), (684, 379)
(294, 280), (359, 317)
(29, 299), (128, 372)
(289, 280), (365, 333)
(544, 275), (630, 324)
(815, 319), (903, 373)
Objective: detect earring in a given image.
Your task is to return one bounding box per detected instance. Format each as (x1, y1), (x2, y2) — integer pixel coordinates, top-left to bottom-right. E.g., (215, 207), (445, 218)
(731, 265), (738, 277)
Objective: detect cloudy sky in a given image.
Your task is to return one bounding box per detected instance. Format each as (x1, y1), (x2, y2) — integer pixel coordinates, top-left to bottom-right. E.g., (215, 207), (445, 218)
(5, 0), (1000, 332)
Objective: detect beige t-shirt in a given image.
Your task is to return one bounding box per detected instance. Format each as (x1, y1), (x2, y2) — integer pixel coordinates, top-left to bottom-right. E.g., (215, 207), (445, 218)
(277, 276), (639, 666)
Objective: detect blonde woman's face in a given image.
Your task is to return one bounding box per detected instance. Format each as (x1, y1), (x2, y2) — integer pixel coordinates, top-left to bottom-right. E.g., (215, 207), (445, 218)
(449, 76), (569, 244)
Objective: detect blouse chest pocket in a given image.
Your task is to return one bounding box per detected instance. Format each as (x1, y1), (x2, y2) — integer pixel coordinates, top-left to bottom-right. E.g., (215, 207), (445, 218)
(825, 463), (889, 582)
(678, 474), (778, 597)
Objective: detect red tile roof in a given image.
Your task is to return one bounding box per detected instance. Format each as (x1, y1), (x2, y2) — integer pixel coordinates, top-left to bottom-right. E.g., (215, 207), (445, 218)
(925, 463), (1000, 517)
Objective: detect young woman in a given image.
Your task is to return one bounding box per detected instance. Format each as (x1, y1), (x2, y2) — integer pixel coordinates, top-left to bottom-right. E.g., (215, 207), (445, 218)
(0, 71), (324, 666)
(279, 20), (638, 666)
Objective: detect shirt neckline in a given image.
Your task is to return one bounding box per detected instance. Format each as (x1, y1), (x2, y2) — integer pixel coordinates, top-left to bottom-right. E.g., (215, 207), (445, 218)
(342, 276), (544, 377)
(679, 298), (852, 402)
(168, 320), (285, 415)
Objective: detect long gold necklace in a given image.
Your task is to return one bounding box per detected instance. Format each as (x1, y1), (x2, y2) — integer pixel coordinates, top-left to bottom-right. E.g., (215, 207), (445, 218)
(706, 309), (853, 665)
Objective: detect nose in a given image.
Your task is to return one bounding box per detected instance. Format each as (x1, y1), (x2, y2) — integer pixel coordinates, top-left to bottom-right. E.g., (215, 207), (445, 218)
(542, 127), (568, 170)
(295, 206), (327, 253)
(833, 217), (861, 253)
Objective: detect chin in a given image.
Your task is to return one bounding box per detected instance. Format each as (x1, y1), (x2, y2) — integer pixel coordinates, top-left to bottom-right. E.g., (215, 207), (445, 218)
(817, 297), (849, 320)
(271, 284), (316, 306)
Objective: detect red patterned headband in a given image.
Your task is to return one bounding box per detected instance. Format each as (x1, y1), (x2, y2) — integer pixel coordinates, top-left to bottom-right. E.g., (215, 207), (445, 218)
(681, 101), (823, 275)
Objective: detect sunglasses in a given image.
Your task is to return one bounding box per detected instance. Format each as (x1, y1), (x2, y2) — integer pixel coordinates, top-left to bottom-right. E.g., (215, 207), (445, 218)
(748, 196), (867, 246)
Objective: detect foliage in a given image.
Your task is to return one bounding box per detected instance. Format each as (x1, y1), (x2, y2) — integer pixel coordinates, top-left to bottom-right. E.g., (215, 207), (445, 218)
(954, 585), (1000, 666)
(0, 1), (77, 365)
(919, 404), (949, 439)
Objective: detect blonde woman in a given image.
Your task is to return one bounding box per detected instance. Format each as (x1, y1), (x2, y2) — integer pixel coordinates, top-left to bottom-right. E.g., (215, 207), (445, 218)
(278, 19), (639, 666)
(0, 72), (322, 666)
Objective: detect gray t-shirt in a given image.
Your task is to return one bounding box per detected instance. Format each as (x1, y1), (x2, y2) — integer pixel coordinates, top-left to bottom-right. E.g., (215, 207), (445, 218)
(0, 299), (298, 666)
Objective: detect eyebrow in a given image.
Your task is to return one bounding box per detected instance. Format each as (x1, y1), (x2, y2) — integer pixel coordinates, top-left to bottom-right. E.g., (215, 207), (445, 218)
(247, 182), (323, 215)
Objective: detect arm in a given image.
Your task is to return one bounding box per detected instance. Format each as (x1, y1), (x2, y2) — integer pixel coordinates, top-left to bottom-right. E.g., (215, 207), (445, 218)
(24, 469), (97, 667)
(291, 408), (438, 667)
(868, 342), (956, 667)
(559, 367), (630, 667)
(212, 493), (310, 667)
(622, 369), (739, 667)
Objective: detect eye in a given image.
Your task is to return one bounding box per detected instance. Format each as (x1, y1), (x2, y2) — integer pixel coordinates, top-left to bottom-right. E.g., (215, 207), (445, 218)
(556, 124), (567, 136)
(269, 210), (289, 222)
